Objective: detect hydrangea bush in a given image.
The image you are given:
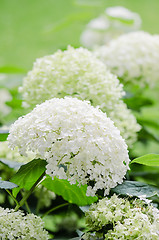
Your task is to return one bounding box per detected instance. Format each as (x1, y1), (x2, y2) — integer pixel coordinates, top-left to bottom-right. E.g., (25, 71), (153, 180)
(83, 194), (159, 240)
(95, 31), (159, 87)
(8, 97), (130, 196)
(19, 46), (140, 147)
(0, 207), (49, 239)
(1, 7), (159, 239)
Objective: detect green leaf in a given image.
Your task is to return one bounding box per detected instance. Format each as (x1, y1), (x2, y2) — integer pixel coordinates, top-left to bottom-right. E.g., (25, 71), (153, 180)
(41, 175), (97, 206)
(10, 159), (47, 191)
(0, 130), (9, 141)
(143, 124), (159, 141)
(0, 178), (18, 189)
(46, 12), (93, 34)
(131, 140), (159, 157)
(0, 66), (26, 74)
(111, 180), (159, 198)
(131, 154), (159, 166)
(135, 106), (159, 141)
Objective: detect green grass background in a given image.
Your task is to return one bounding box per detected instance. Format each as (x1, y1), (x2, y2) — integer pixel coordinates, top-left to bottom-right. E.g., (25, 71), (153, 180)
(0, 0), (159, 71)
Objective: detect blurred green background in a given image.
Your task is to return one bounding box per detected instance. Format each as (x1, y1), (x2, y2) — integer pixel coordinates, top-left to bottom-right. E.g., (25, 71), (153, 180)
(0, 0), (159, 71)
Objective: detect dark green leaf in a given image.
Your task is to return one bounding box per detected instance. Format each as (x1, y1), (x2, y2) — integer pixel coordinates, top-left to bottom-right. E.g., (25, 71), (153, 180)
(111, 180), (159, 198)
(0, 130), (9, 141)
(10, 159), (47, 191)
(42, 175), (97, 206)
(131, 154), (159, 166)
(0, 179), (18, 189)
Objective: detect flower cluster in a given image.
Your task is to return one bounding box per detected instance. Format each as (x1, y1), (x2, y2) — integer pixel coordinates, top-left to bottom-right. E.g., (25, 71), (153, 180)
(109, 101), (141, 147)
(95, 31), (159, 87)
(84, 194), (159, 239)
(0, 207), (49, 239)
(20, 46), (124, 110)
(80, 6), (141, 48)
(8, 97), (130, 196)
(19, 46), (140, 147)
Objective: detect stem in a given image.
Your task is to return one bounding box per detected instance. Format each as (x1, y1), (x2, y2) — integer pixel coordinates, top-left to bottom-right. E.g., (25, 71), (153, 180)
(20, 190), (31, 213)
(6, 189), (20, 208)
(42, 202), (69, 218)
(35, 185), (44, 215)
(25, 200), (31, 213)
(15, 171), (46, 211)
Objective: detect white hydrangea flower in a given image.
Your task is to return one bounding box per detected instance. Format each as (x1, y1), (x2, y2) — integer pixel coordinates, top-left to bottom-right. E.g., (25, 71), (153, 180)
(19, 46), (140, 147)
(8, 97), (130, 196)
(80, 6), (141, 48)
(83, 194), (159, 240)
(0, 207), (49, 239)
(20, 46), (124, 110)
(95, 31), (159, 87)
(108, 101), (141, 147)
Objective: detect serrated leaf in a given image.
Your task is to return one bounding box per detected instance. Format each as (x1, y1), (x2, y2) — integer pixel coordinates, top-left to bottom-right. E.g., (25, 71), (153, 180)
(41, 175), (97, 206)
(0, 130), (9, 141)
(0, 179), (18, 189)
(111, 180), (159, 198)
(10, 159), (47, 191)
(131, 154), (159, 166)
(0, 158), (24, 170)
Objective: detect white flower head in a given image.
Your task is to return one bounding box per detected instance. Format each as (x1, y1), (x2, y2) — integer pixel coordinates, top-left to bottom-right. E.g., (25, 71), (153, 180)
(105, 6), (141, 28)
(0, 207), (49, 239)
(95, 31), (159, 87)
(19, 46), (140, 147)
(20, 46), (124, 110)
(80, 6), (141, 48)
(84, 194), (159, 239)
(109, 101), (141, 148)
(8, 97), (130, 196)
